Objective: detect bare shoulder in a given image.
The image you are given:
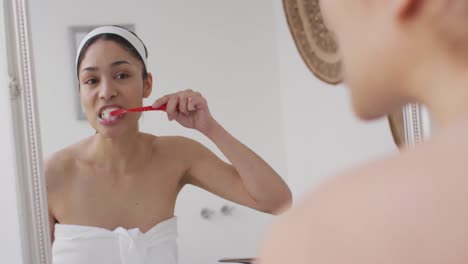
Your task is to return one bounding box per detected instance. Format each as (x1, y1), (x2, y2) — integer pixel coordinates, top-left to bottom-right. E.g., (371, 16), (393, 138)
(44, 138), (91, 194)
(260, 134), (468, 264)
(149, 135), (207, 157)
(150, 134), (202, 147)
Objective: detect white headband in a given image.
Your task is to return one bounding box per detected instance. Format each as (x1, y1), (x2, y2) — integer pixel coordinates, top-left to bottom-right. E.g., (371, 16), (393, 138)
(75, 26), (147, 70)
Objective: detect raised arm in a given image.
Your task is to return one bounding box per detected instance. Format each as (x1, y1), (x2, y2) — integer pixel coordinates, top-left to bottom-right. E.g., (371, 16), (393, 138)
(153, 90), (292, 214)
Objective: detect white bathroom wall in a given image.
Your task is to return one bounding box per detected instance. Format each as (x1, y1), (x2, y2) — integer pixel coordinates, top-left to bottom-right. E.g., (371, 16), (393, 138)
(273, 1), (397, 199)
(0, 1), (24, 263)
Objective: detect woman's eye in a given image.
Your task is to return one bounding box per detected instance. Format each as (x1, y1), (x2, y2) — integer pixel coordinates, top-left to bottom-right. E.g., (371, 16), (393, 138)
(84, 78), (98, 85)
(116, 73), (129, 80)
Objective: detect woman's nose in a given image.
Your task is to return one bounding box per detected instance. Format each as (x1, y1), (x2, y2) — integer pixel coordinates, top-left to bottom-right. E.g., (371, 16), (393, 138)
(99, 79), (117, 101)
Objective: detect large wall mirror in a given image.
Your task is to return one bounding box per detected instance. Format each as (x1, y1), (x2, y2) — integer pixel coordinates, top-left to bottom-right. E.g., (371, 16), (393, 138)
(1, 0), (428, 263)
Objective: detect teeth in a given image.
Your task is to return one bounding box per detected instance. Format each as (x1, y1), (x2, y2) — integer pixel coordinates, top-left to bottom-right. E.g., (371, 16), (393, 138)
(100, 107), (120, 120)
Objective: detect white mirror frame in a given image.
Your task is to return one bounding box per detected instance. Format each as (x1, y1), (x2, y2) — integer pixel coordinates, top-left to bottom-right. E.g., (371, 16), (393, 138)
(3, 0), (52, 263)
(1, 0), (426, 263)
(403, 103), (426, 146)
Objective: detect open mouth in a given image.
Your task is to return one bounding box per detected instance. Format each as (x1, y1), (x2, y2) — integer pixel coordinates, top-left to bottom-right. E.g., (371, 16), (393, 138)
(98, 105), (123, 122)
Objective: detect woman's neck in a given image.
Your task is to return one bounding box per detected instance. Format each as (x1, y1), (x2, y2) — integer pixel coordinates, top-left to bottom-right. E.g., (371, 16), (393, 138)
(410, 57), (468, 130)
(89, 130), (151, 173)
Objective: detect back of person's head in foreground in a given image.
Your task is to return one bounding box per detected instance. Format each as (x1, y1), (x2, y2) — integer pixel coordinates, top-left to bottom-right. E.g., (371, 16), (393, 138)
(320, 0), (468, 125)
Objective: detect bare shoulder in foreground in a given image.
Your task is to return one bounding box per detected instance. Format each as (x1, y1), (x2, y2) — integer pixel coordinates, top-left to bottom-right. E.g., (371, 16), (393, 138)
(259, 118), (468, 264)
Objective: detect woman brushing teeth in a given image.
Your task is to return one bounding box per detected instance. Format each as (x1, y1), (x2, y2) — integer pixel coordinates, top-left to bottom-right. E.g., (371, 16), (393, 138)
(45, 26), (291, 264)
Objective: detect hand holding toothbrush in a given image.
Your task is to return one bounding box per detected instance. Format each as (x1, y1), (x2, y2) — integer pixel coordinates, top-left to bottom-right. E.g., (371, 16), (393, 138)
(152, 89), (217, 135)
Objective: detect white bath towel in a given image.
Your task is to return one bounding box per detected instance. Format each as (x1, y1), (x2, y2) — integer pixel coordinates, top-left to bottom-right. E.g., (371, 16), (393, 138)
(52, 216), (178, 264)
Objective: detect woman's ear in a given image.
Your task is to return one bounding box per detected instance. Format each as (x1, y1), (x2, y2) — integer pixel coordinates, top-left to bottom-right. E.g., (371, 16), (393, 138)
(143, 72), (153, 98)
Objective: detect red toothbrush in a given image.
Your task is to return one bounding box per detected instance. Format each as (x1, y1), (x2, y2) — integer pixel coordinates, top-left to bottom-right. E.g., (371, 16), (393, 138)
(110, 104), (167, 117)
